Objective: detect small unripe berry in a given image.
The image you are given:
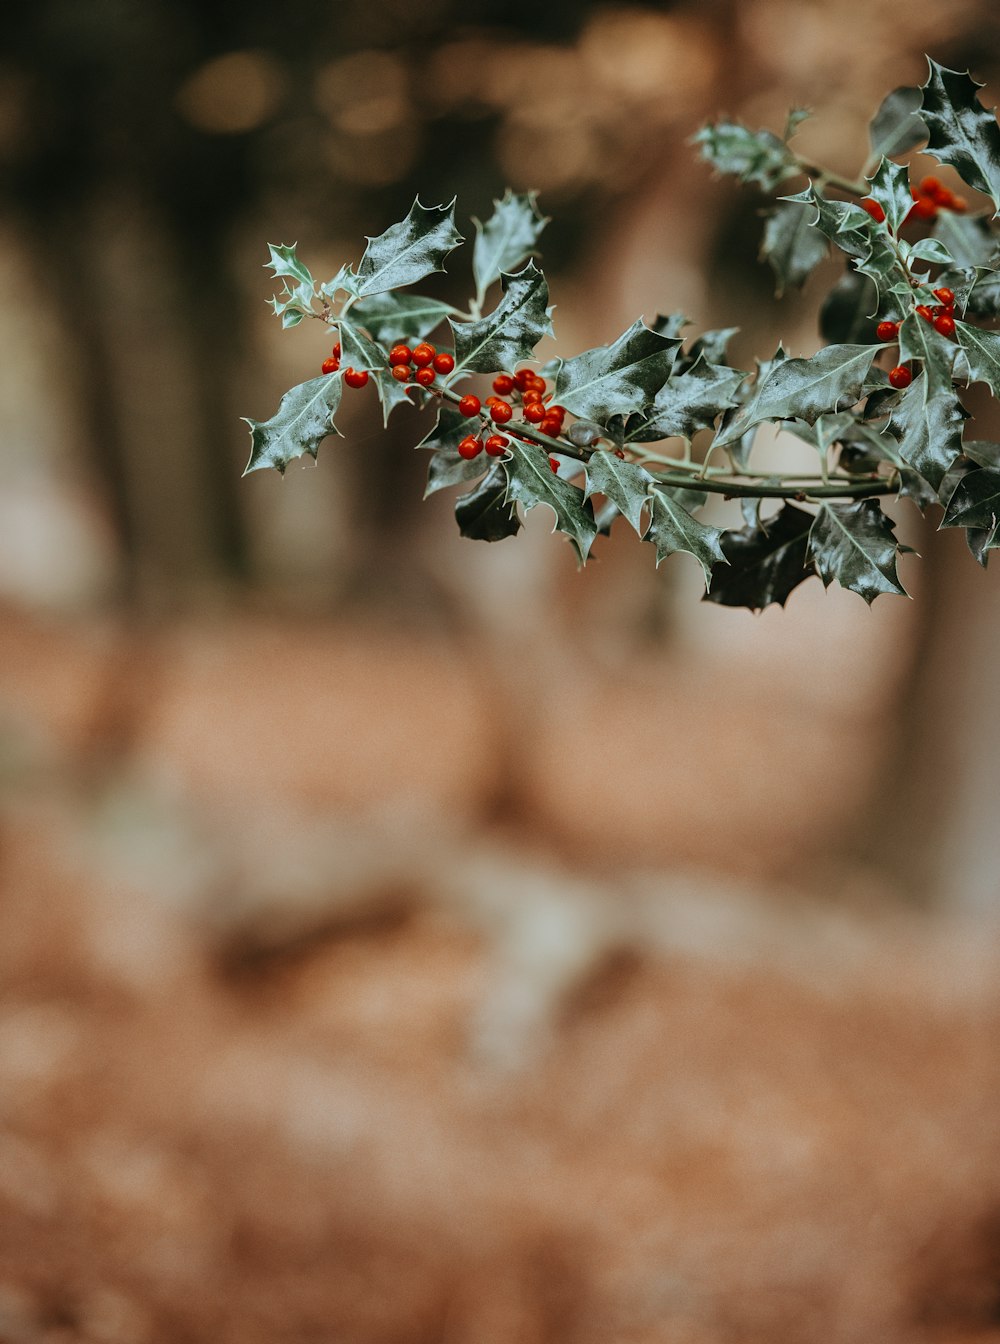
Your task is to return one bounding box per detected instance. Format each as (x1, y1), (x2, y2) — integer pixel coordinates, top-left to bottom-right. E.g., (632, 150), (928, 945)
(876, 320), (899, 342)
(391, 364), (412, 382)
(389, 345), (412, 366)
(485, 434), (508, 456)
(459, 394), (481, 417)
(491, 400), (513, 424)
(344, 367), (369, 388)
(933, 287), (955, 308)
(861, 197), (886, 224)
(915, 304), (933, 323)
(432, 352), (455, 375)
(458, 434), (483, 460)
(322, 357), (340, 375)
(492, 374), (514, 395)
(888, 365), (913, 390)
(415, 367), (436, 386)
(411, 343), (435, 368)
(523, 401), (546, 423)
(933, 313), (956, 338)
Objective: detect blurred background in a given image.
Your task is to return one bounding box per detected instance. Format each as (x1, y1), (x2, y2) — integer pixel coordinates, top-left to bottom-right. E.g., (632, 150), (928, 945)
(3, 1), (1000, 1340)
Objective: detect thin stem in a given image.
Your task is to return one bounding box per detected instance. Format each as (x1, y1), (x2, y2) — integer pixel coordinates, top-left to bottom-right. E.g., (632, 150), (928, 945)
(648, 471), (894, 499)
(795, 161), (867, 196)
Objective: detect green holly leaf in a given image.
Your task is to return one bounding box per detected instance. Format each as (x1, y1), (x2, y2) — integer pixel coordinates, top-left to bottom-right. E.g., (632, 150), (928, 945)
(418, 409), (486, 497)
(705, 504), (816, 611)
(760, 200), (829, 295)
(904, 237), (956, 266)
(319, 262), (357, 302)
(681, 326), (740, 370)
(887, 371), (965, 489)
(786, 188), (870, 261)
(932, 211), (997, 267)
(920, 61), (1000, 216)
(784, 107), (811, 140)
(652, 312), (691, 339)
(954, 319), (1000, 395)
(266, 243), (313, 288)
(966, 520), (1000, 566)
(623, 357), (746, 443)
(866, 157), (913, 235)
(713, 343), (879, 448)
(454, 463), (521, 542)
(450, 261), (553, 374)
(472, 190), (549, 304)
(693, 120), (798, 189)
(898, 311), (957, 391)
(243, 374), (342, 476)
(809, 499), (907, 603)
(964, 265), (1000, 316)
(554, 319), (680, 425)
(583, 450), (655, 534)
(350, 292), (458, 345)
(819, 270), (879, 344)
(338, 321), (386, 373)
(869, 85), (927, 160)
(645, 488), (726, 587)
(354, 198), (464, 298)
(503, 440), (598, 561)
(963, 439), (1000, 468)
(940, 465), (1000, 529)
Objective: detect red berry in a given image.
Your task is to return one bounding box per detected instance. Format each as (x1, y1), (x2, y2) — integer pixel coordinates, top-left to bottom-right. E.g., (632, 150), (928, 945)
(933, 313), (956, 338)
(391, 364), (412, 382)
(548, 456), (559, 473)
(933, 287), (955, 308)
(915, 304), (933, 323)
(331, 343), (342, 358)
(523, 401), (546, 423)
(548, 405), (566, 419)
(491, 400), (513, 424)
(950, 195), (968, 213)
(415, 367), (436, 386)
(919, 175), (945, 201)
(388, 345), (412, 366)
(485, 434), (508, 457)
(321, 357), (340, 375)
(530, 376), (547, 391)
(432, 352), (455, 375)
(458, 394), (481, 417)
(492, 374), (514, 395)
(908, 196), (937, 221)
(876, 320), (899, 342)
(458, 434), (483, 460)
(888, 365), (913, 390)
(521, 389), (543, 405)
(513, 369), (535, 391)
(411, 343), (435, 368)
(344, 367), (369, 388)
(613, 448), (626, 460)
(540, 417), (563, 437)
(861, 197), (886, 224)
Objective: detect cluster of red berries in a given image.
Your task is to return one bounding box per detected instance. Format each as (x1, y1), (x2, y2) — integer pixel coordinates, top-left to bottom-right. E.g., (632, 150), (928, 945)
(388, 341), (455, 387)
(456, 369), (567, 466)
(880, 286), (958, 389)
(320, 342), (369, 388)
(859, 176), (968, 227)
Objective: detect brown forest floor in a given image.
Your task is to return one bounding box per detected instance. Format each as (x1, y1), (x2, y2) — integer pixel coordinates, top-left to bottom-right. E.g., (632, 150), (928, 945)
(1, 607), (999, 1344)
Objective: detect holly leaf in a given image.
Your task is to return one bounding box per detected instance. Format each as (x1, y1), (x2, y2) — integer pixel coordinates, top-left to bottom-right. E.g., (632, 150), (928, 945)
(472, 190), (549, 303)
(897, 311), (957, 392)
(355, 198), (464, 298)
(954, 319), (1000, 395)
(809, 499), (907, 603)
(338, 321), (386, 372)
(645, 488), (726, 587)
(350, 292), (458, 345)
(869, 85), (927, 160)
(583, 450), (655, 534)
(623, 357), (746, 443)
(243, 375), (342, 476)
(920, 61), (1000, 216)
(418, 409), (486, 497)
(554, 319), (680, 425)
(652, 312), (691, 339)
(932, 211), (997, 267)
(940, 465), (1000, 529)
(887, 371), (965, 489)
(905, 237), (955, 266)
(819, 270), (879, 345)
(266, 244), (316, 327)
(454, 463), (520, 542)
(865, 157), (913, 236)
(450, 260), (553, 374)
(266, 243), (313, 288)
(713, 343), (879, 448)
(681, 326), (740, 369)
(705, 504), (816, 611)
(760, 200), (829, 295)
(786, 188), (871, 261)
(503, 440), (598, 561)
(963, 439), (1000, 468)
(966, 520), (1000, 566)
(692, 120), (798, 189)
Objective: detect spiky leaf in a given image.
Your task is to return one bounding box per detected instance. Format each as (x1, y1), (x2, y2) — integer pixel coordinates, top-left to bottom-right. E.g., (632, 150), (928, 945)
(355, 198), (464, 298)
(809, 499), (907, 603)
(645, 488), (726, 587)
(693, 121), (798, 189)
(713, 343), (879, 448)
(455, 463), (521, 542)
(503, 441), (598, 561)
(705, 504), (816, 611)
(866, 157), (913, 235)
(932, 211), (997, 267)
(760, 201), (829, 294)
(786, 188), (870, 261)
(940, 465), (1000, 529)
(450, 261), (552, 374)
(583, 450), (655, 534)
(418, 409), (486, 497)
(955, 319), (1000, 396)
(887, 371), (965, 489)
(898, 311), (957, 392)
(920, 61), (1000, 216)
(554, 319), (680, 425)
(350, 293), (458, 345)
(243, 375), (342, 476)
(472, 191), (548, 302)
(266, 243), (313, 288)
(681, 326), (740, 370)
(623, 358), (746, 443)
(869, 85), (927, 160)
(819, 270), (879, 345)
